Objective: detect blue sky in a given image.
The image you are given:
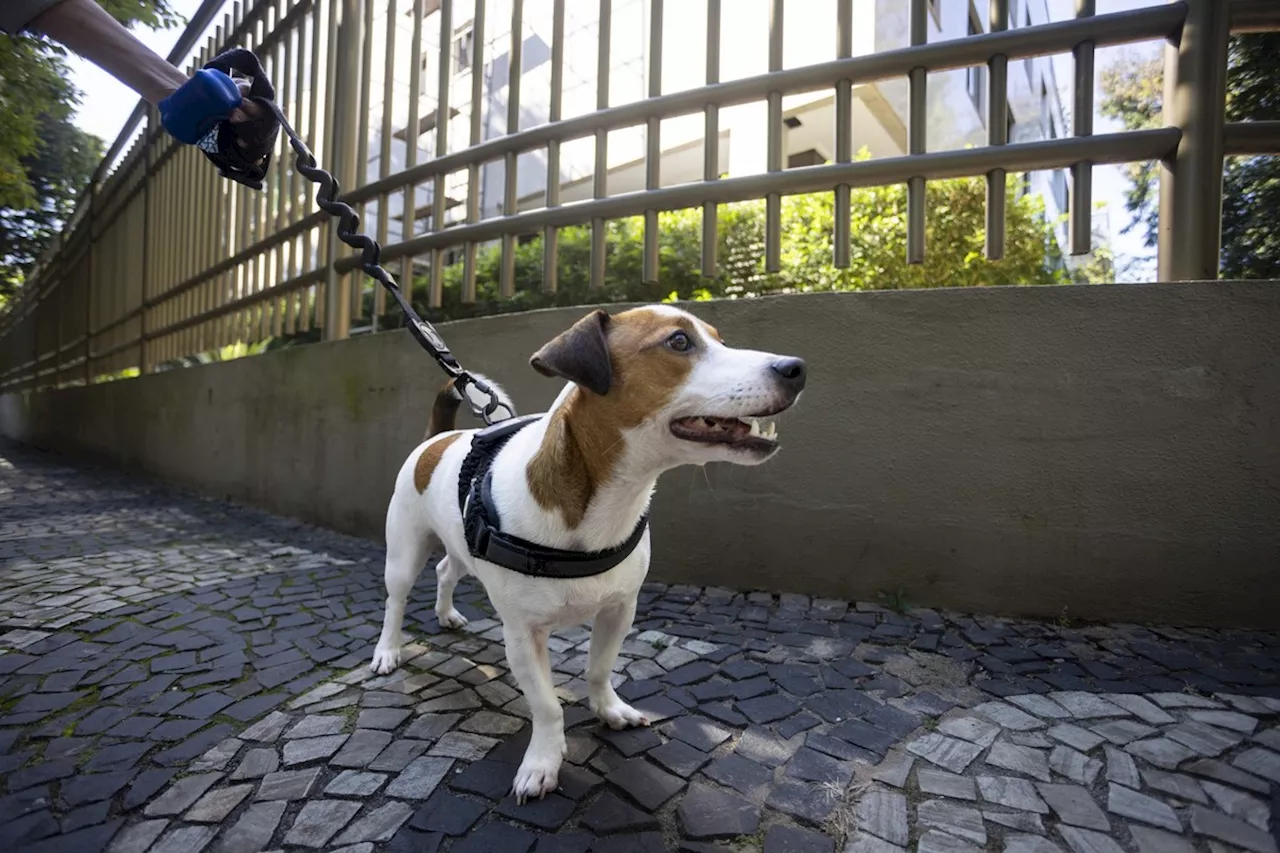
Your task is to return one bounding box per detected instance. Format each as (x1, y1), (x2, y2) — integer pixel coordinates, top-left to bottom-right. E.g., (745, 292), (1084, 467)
(66, 0), (1165, 280)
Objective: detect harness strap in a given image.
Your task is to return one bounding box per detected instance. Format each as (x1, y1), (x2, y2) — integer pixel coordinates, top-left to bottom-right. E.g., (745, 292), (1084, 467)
(458, 417), (648, 579)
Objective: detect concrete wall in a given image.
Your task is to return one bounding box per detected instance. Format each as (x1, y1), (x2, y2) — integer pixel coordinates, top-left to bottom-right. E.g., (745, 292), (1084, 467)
(4, 282), (1279, 629)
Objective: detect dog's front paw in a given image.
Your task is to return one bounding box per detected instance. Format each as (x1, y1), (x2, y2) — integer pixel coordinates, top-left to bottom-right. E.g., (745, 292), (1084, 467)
(512, 743), (563, 805)
(594, 699), (649, 731)
(437, 607), (469, 630)
(370, 644), (402, 675)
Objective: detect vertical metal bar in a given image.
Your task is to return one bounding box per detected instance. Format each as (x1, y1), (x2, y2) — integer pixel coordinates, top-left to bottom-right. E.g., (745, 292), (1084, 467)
(401, 0), (426, 313)
(906, 0), (927, 265)
(323, 0), (355, 340)
(462, 0), (487, 304)
(428, 0), (452, 308)
(139, 123), (152, 374)
(499, 0), (524, 298)
(374, 0), (398, 321)
(84, 187), (96, 384)
(542, 0), (565, 293)
(589, 0), (611, 289)
(986, 0), (1009, 261)
(274, 2), (292, 335)
(701, 0), (721, 278)
(352, 0), (375, 321)
(833, 0), (852, 269)
(1068, 0), (1094, 257)
(764, 0), (782, 274)
(642, 0), (663, 283)
(1158, 0), (1228, 281)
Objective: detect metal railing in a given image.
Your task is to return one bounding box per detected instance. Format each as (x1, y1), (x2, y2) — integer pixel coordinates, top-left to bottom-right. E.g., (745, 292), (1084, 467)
(1, 0), (1278, 393)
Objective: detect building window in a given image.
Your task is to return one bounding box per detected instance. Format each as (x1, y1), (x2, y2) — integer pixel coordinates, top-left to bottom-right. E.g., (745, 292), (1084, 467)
(965, 6), (986, 118)
(453, 24), (474, 74)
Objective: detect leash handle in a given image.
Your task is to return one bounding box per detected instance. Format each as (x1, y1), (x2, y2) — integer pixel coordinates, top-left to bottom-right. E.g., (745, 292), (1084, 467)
(206, 49), (514, 425)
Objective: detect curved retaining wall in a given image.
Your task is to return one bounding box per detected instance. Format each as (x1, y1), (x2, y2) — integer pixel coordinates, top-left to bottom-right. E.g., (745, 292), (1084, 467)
(3, 282), (1278, 629)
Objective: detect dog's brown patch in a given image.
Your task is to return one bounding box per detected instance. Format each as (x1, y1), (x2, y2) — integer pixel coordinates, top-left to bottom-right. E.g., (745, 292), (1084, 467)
(414, 433), (462, 494)
(527, 307), (699, 528)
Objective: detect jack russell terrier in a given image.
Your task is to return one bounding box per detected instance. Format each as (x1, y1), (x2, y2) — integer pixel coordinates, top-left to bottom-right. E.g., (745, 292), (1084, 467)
(371, 304), (807, 803)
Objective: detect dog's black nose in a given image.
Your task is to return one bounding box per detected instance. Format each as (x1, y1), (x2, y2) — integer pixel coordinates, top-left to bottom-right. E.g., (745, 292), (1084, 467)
(770, 357), (807, 392)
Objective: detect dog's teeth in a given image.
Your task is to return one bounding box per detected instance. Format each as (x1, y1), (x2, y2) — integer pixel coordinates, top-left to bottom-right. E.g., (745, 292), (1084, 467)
(766, 421), (777, 439)
(748, 418), (761, 437)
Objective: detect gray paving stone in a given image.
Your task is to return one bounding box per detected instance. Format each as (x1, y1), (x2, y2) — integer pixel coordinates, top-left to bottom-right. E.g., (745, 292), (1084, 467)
(918, 768), (977, 800)
(1003, 836), (1065, 853)
(987, 741), (1051, 782)
(459, 711), (525, 736)
(918, 799), (986, 844)
(368, 738), (430, 772)
(1036, 783), (1110, 831)
(210, 802), (288, 853)
(916, 831), (982, 853)
(282, 733), (349, 765)
(1141, 767), (1208, 804)
(1007, 695), (1073, 720)
(324, 770), (388, 797)
(1189, 805), (1278, 853)
(606, 757), (686, 809)
(108, 819), (169, 853)
(1167, 721), (1244, 757)
(285, 714), (346, 738)
(1124, 737), (1197, 770)
(1049, 693), (1127, 719)
(984, 810), (1046, 833)
(1150, 693), (1223, 710)
(1200, 780), (1270, 830)
(230, 747), (279, 780)
(937, 716), (1001, 748)
(185, 784), (252, 823)
(1050, 745), (1102, 785)
(842, 837), (906, 853)
(148, 825), (217, 853)
(870, 752), (914, 788)
(1232, 747), (1280, 784)
(855, 789), (909, 846)
(428, 731), (497, 761)
(1190, 710), (1258, 733)
(977, 776), (1050, 814)
(677, 782), (759, 840)
(332, 802), (414, 845)
(357, 707), (412, 730)
(1105, 782), (1181, 832)
(330, 729), (394, 768)
(1127, 826), (1196, 853)
(974, 701), (1045, 731)
(255, 767), (322, 801)
(1186, 757), (1272, 794)
(1100, 695), (1175, 726)
(386, 756), (454, 799)
(906, 734), (985, 773)
(143, 773), (222, 817)
(239, 711), (292, 743)
(283, 800), (362, 848)
(1048, 724), (1105, 753)
(1057, 826), (1126, 853)
(1089, 719), (1156, 746)
(736, 725), (801, 767)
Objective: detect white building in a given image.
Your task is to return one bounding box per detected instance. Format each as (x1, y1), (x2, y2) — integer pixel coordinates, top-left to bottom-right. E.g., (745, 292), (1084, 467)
(360, 0), (1072, 263)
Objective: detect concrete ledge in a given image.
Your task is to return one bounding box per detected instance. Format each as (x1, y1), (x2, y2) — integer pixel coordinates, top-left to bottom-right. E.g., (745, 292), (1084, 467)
(4, 282), (1278, 629)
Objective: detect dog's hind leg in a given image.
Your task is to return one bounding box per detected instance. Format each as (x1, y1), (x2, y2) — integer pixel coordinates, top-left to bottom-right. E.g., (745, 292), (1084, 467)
(587, 599), (649, 730)
(504, 621), (566, 804)
(434, 554), (469, 630)
(371, 498), (435, 674)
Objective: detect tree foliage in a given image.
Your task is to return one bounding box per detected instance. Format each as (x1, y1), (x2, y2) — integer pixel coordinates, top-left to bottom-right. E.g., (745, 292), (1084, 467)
(367, 163), (1068, 329)
(1100, 33), (1280, 279)
(1, 0), (179, 301)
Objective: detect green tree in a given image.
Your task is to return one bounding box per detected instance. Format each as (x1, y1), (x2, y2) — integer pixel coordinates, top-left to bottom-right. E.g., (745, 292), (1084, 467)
(359, 160), (1067, 329)
(1, 0), (180, 302)
(1100, 33), (1280, 279)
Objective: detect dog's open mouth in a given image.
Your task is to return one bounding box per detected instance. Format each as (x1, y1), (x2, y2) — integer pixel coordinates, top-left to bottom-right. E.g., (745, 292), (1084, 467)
(669, 415), (780, 452)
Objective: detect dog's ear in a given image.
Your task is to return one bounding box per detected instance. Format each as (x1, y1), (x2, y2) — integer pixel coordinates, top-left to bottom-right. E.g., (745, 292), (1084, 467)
(530, 309), (612, 396)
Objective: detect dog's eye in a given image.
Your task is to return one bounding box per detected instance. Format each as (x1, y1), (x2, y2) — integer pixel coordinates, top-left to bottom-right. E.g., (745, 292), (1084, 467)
(666, 331), (693, 353)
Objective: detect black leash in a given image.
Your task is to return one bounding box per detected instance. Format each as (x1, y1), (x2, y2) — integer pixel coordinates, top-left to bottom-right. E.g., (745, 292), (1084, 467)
(201, 48), (515, 426)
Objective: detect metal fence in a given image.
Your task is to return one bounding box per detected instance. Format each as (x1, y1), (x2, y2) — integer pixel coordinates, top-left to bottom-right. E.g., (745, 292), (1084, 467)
(1, 0), (1278, 393)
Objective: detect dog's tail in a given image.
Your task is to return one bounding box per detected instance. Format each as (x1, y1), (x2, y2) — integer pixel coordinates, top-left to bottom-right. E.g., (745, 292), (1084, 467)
(426, 373), (515, 439)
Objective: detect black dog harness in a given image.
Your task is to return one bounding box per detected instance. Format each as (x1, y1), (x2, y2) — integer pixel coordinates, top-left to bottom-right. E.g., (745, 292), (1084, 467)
(458, 416), (649, 578)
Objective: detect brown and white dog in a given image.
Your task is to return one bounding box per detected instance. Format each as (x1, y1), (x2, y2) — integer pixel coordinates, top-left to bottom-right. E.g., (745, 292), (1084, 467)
(371, 304), (806, 802)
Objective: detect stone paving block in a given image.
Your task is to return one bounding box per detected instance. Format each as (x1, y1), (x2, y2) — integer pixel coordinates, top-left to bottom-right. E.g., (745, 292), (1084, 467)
(285, 714), (346, 739)
(387, 756), (455, 799)
(143, 773), (222, 817)
(332, 802), (414, 845)
(1037, 783), (1110, 831)
(906, 734), (985, 773)
(984, 810), (1046, 833)
(677, 782), (759, 840)
(977, 776), (1049, 814)
(1140, 767), (1208, 804)
(916, 830), (982, 853)
(1057, 826), (1126, 853)
(1189, 805), (1278, 853)
(761, 824), (835, 853)
(255, 767), (322, 801)
(1050, 745), (1102, 786)
(282, 733), (349, 765)
(283, 800), (362, 848)
(986, 741), (1051, 782)
(185, 784), (252, 823)
(1127, 826), (1195, 853)
(495, 793), (578, 831)
(580, 791), (661, 834)
(1124, 737), (1197, 770)
(107, 819), (168, 853)
(147, 824), (218, 853)
(974, 701), (1046, 731)
(918, 768), (976, 800)
(1004, 835), (1065, 853)
(429, 731), (498, 761)
(937, 715), (1001, 747)
(1105, 782), (1181, 832)
(1232, 747), (1280, 784)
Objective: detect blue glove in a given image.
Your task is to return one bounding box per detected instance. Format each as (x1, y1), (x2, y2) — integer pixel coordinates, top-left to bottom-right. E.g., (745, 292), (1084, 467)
(158, 68), (243, 145)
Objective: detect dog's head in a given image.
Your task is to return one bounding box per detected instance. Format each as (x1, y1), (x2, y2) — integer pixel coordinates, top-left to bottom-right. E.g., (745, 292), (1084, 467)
(530, 304), (806, 468)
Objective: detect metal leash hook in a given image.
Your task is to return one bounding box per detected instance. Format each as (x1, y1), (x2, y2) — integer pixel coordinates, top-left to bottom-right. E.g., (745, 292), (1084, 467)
(204, 48), (515, 426)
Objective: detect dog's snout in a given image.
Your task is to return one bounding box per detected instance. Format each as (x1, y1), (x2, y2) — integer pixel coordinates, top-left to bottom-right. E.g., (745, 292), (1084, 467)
(770, 357), (807, 392)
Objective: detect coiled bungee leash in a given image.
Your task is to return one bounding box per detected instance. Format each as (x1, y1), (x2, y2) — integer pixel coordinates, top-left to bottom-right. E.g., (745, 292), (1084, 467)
(167, 47), (514, 426)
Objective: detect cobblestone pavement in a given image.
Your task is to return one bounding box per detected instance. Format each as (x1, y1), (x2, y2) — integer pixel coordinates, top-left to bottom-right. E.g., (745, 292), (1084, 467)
(1, 442), (1278, 853)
